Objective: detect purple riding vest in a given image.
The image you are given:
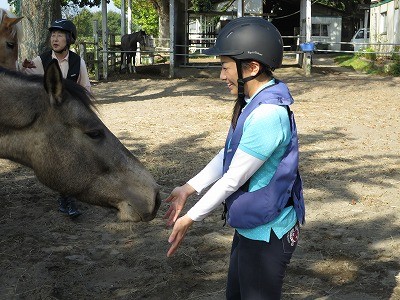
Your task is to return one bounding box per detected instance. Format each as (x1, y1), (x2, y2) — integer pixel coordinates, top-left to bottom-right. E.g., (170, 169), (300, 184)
(223, 80), (305, 229)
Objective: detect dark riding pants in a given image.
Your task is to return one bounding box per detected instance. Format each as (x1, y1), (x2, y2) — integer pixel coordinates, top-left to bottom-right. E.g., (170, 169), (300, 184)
(226, 225), (299, 300)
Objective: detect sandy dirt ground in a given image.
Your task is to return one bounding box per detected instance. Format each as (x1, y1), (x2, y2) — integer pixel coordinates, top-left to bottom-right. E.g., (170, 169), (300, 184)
(0, 55), (399, 300)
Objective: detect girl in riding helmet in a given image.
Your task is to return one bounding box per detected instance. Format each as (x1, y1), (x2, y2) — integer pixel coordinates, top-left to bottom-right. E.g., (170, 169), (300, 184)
(164, 17), (305, 299)
(21, 18), (91, 92)
(21, 19), (91, 218)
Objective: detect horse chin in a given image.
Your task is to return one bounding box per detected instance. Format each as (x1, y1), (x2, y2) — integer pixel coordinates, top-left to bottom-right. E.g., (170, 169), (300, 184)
(73, 180), (161, 222)
(116, 201), (157, 222)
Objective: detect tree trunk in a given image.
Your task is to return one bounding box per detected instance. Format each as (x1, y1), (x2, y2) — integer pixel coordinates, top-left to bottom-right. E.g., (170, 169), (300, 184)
(153, 0), (169, 48)
(153, 0), (186, 64)
(20, 0), (61, 60)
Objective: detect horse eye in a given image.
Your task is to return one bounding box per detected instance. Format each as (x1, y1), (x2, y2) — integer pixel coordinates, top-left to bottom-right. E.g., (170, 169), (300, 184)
(6, 42), (15, 49)
(86, 129), (104, 140)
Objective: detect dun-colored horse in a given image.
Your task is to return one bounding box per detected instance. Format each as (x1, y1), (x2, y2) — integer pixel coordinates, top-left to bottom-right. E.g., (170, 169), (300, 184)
(120, 30), (147, 73)
(0, 60), (161, 221)
(0, 8), (22, 70)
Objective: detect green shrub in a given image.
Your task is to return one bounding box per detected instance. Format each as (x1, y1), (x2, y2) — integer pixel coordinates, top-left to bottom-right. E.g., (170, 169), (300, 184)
(387, 61), (400, 76)
(391, 46), (400, 61)
(362, 47), (377, 61)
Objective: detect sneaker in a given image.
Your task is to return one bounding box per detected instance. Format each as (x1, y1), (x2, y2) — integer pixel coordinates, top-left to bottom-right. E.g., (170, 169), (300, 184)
(58, 196), (69, 214)
(58, 196), (82, 218)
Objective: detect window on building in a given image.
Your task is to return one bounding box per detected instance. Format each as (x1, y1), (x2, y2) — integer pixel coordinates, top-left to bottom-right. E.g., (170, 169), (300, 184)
(380, 12), (387, 34)
(312, 24), (329, 37)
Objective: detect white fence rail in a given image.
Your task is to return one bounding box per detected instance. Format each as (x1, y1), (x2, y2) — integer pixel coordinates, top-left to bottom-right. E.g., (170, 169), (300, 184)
(79, 34), (400, 80)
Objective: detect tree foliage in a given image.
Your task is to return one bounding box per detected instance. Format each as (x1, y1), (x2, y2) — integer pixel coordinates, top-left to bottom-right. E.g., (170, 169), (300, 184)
(191, 0), (213, 12)
(113, 0), (158, 36)
(61, 0), (107, 8)
(70, 8), (96, 38)
(315, 0), (371, 11)
(92, 11), (122, 34)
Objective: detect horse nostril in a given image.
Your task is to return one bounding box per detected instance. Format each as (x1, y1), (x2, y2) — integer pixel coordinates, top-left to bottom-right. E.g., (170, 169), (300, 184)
(154, 191), (161, 212)
(141, 192), (161, 222)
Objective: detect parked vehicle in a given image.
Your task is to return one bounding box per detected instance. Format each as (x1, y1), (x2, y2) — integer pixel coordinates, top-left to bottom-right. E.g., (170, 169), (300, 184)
(351, 28), (370, 52)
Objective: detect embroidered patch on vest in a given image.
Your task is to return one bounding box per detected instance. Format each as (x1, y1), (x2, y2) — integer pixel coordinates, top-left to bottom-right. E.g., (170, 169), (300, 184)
(287, 224), (299, 246)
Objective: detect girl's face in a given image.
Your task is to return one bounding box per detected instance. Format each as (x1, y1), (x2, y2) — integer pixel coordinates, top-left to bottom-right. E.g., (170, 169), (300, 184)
(220, 56), (239, 96)
(50, 30), (67, 52)
(219, 56), (254, 96)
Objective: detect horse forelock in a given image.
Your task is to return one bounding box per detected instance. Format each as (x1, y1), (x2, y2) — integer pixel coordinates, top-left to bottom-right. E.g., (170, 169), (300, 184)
(0, 8), (23, 41)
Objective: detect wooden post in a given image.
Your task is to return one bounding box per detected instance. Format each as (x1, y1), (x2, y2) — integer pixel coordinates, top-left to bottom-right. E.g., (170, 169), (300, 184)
(101, 0), (108, 80)
(93, 20), (100, 81)
(127, 0), (132, 34)
(79, 42), (86, 61)
(121, 0), (126, 36)
(110, 34), (116, 72)
(304, 52), (312, 76)
(169, 0), (175, 78)
(302, 0), (312, 76)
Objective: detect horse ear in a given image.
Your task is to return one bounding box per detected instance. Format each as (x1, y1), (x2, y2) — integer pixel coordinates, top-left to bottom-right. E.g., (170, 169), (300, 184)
(3, 15), (23, 28)
(44, 59), (64, 106)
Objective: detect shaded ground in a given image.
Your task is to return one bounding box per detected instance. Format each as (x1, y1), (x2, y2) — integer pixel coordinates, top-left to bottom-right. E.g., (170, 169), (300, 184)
(0, 55), (399, 299)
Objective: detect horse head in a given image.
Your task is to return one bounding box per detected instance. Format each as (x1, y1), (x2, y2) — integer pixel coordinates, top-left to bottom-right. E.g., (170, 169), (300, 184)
(138, 30), (147, 47)
(0, 9), (23, 70)
(0, 60), (161, 221)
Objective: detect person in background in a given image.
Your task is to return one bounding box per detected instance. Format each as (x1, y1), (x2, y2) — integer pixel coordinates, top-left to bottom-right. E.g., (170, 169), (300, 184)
(21, 19), (91, 217)
(164, 17), (305, 299)
(21, 18), (91, 92)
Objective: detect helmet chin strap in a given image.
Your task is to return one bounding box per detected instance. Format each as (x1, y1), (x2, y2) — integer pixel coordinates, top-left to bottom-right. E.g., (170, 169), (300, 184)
(235, 60), (264, 102)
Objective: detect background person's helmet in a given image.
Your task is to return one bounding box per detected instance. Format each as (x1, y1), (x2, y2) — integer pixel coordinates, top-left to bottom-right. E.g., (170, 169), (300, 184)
(204, 17), (283, 69)
(49, 19), (77, 44)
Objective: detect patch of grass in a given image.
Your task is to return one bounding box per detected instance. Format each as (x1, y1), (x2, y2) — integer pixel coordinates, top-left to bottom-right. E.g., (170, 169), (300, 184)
(333, 54), (376, 73)
(333, 52), (400, 76)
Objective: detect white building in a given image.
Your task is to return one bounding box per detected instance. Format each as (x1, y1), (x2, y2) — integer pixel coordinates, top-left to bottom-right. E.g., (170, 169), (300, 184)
(311, 16), (342, 51)
(370, 0), (400, 52)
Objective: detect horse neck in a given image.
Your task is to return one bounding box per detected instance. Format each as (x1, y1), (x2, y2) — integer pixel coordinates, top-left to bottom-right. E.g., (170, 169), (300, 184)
(0, 130), (36, 168)
(0, 77), (45, 168)
(128, 34), (138, 46)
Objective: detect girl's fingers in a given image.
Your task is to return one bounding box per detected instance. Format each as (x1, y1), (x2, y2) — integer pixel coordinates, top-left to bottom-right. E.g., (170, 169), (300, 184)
(163, 194), (174, 203)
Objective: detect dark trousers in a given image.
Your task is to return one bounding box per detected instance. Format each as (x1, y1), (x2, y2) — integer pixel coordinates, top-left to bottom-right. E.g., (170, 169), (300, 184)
(226, 224), (299, 300)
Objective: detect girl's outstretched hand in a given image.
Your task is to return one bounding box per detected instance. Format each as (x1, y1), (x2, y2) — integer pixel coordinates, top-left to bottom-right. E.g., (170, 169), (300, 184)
(163, 183), (195, 227)
(167, 214), (194, 257)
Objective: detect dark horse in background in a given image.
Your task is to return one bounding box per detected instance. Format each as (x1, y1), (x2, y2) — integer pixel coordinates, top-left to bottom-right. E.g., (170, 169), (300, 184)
(120, 30), (147, 74)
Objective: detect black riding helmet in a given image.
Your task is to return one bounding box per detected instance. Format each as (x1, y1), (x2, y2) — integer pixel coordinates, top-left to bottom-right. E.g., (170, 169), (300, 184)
(204, 16), (283, 69)
(204, 17), (283, 102)
(49, 19), (77, 45)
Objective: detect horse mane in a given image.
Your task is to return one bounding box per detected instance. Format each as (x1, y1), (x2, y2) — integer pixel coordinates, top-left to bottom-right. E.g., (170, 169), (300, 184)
(62, 75), (97, 113)
(0, 8), (23, 41)
(0, 66), (96, 113)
